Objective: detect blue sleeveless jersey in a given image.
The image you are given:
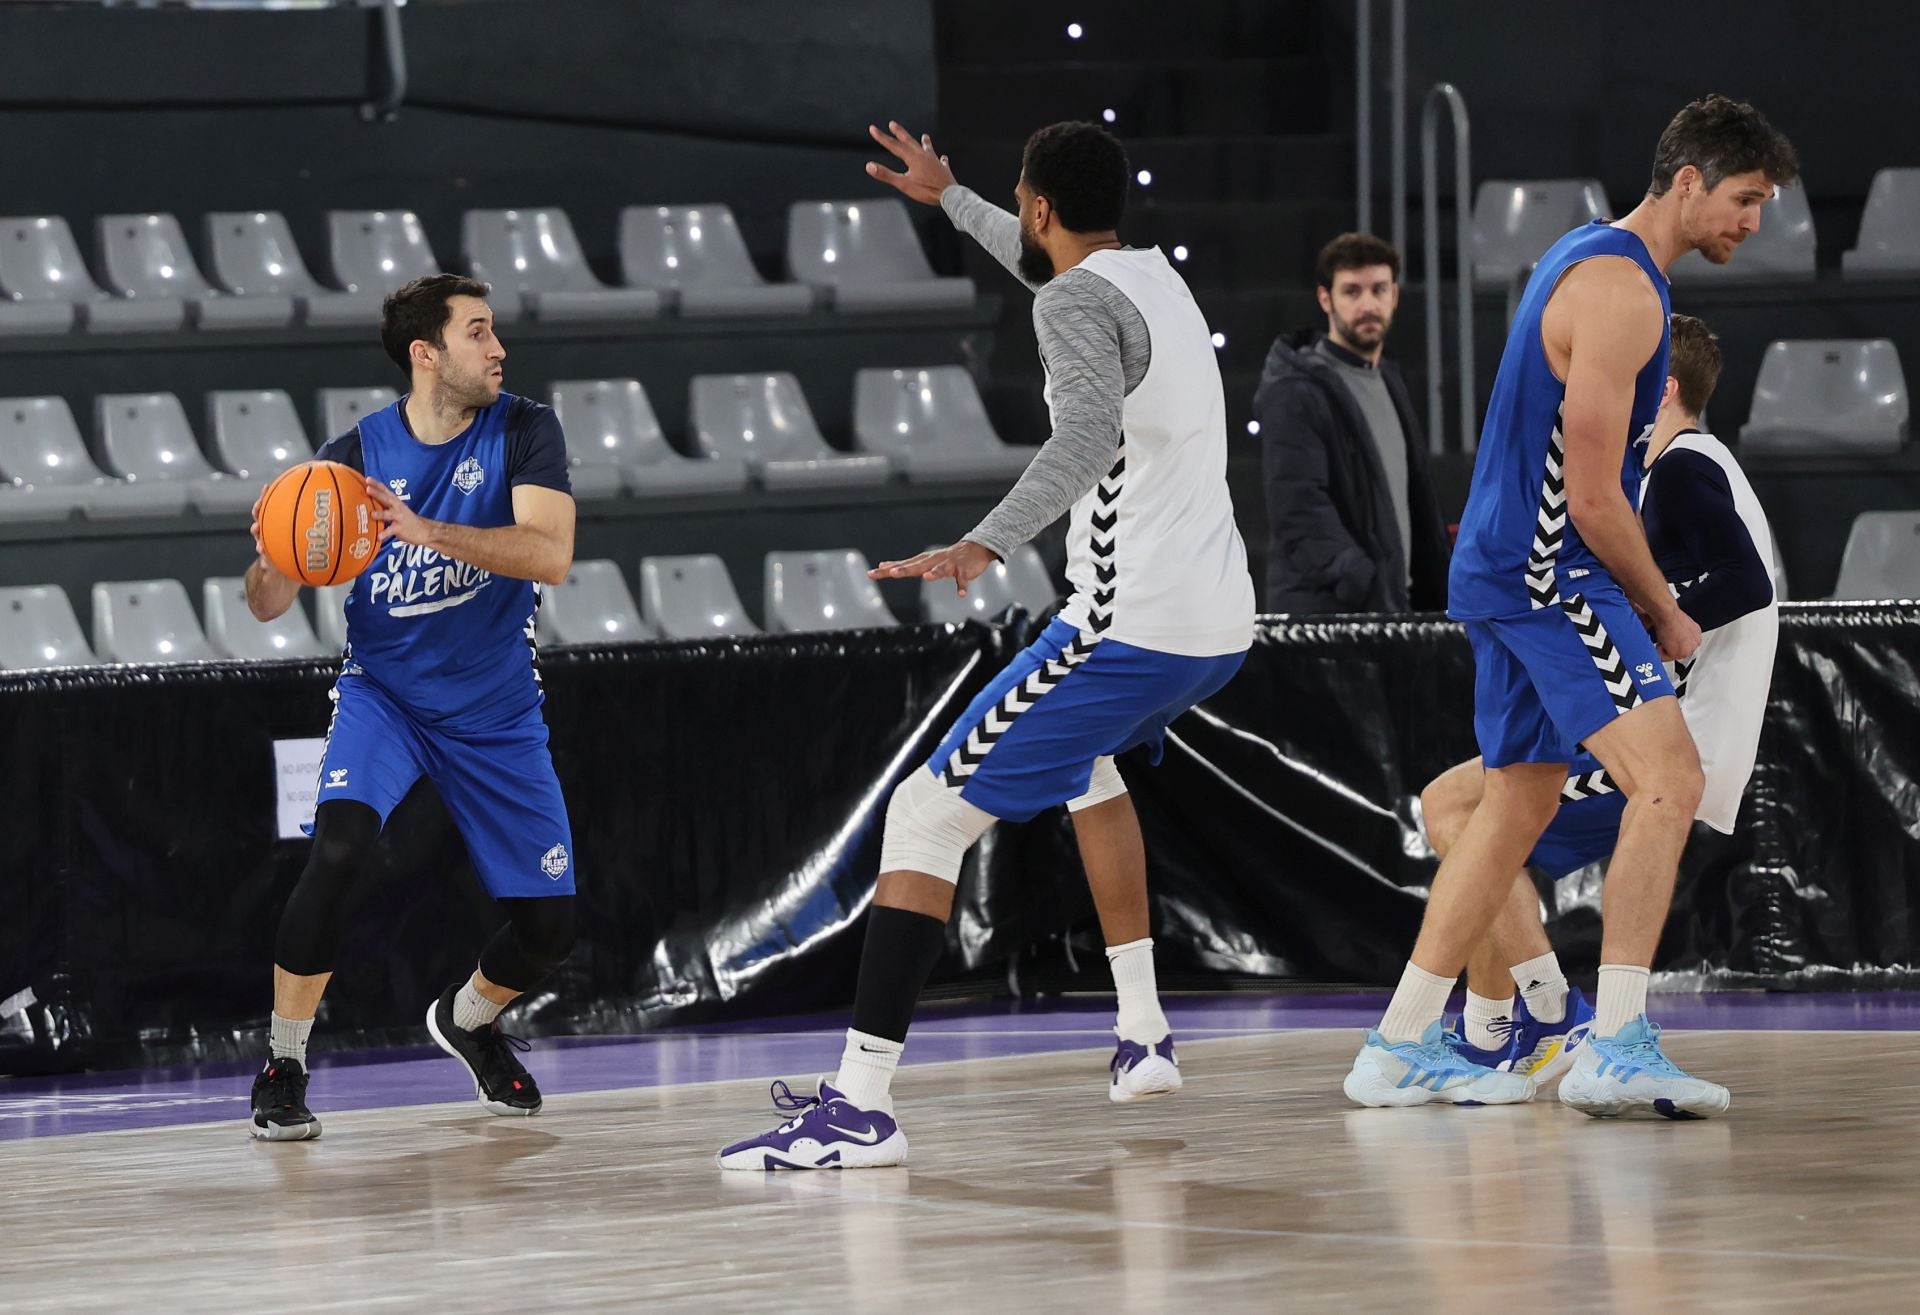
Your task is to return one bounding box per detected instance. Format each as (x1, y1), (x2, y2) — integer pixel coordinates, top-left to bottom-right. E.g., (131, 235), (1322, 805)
(314, 393), (572, 728)
(1448, 221), (1671, 619)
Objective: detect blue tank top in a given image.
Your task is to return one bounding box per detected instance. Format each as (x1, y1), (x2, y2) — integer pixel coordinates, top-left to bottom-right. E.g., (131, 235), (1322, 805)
(1448, 220), (1671, 619)
(317, 394), (570, 728)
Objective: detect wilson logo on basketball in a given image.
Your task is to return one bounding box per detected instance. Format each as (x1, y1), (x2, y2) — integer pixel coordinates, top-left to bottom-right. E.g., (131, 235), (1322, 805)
(305, 488), (334, 572)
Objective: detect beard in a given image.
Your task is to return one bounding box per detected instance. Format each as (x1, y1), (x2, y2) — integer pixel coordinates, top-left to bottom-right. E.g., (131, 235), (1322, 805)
(1331, 309), (1388, 349)
(1017, 229), (1055, 285)
(439, 361), (501, 411)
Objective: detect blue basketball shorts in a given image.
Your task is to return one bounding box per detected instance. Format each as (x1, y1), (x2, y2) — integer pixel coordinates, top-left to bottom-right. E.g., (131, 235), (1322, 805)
(314, 673), (576, 898)
(924, 616), (1246, 823)
(1527, 752), (1627, 879)
(1465, 586), (1674, 769)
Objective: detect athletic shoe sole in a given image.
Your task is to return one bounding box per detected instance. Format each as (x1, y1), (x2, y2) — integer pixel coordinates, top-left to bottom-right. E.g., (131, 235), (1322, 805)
(1343, 1066), (1538, 1108)
(1110, 1055), (1183, 1104)
(425, 998), (542, 1117)
(249, 1116), (321, 1142)
(716, 1130), (909, 1172)
(1558, 1079), (1730, 1120)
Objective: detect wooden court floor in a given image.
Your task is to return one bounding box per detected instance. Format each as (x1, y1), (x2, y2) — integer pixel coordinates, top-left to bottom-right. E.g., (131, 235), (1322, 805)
(1, 1029), (1913, 1312)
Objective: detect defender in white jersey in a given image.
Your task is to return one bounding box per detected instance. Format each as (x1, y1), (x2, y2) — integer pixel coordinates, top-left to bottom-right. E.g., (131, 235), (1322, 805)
(718, 120), (1254, 1169)
(1422, 316), (1779, 1114)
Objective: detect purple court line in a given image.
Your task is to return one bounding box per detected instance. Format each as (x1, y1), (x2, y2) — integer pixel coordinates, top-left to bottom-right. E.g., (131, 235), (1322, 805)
(3, 991), (1918, 1142)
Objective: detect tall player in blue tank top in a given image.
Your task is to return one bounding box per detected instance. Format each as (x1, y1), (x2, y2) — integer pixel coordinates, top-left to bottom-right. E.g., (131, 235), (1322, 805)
(242, 275), (580, 1141)
(1345, 97), (1798, 1116)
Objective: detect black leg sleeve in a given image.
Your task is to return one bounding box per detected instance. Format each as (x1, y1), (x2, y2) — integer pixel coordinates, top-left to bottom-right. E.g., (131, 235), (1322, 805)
(273, 799), (381, 976)
(477, 895), (577, 993)
(849, 905), (948, 1043)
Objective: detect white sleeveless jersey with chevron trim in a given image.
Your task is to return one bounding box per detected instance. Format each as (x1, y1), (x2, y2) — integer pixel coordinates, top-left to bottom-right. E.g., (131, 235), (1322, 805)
(1050, 247), (1254, 657)
(1640, 431), (1779, 833)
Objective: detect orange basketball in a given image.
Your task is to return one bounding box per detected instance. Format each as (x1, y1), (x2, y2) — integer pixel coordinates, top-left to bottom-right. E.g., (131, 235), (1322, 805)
(257, 460), (380, 587)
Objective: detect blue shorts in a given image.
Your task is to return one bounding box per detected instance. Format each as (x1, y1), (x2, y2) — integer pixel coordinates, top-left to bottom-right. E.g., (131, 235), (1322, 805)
(1527, 753), (1625, 878)
(1466, 587), (1674, 768)
(926, 617), (1245, 822)
(315, 673), (576, 898)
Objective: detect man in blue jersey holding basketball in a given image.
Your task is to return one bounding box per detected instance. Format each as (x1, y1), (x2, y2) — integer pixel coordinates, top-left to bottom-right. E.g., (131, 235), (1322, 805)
(242, 273), (579, 1140)
(1344, 97), (1797, 1117)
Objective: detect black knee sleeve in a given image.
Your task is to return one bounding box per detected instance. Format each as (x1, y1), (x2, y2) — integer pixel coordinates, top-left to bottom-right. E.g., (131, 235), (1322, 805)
(478, 895), (577, 992)
(274, 799), (380, 976)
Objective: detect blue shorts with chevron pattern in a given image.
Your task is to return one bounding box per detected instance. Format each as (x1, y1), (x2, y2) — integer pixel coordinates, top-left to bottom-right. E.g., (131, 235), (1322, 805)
(926, 617), (1245, 822)
(1527, 753), (1628, 877)
(1465, 586), (1674, 769)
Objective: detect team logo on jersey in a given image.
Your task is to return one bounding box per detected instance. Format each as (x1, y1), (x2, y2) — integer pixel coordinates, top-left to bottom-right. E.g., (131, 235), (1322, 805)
(540, 844), (570, 879)
(1636, 662), (1660, 685)
(325, 768), (350, 788)
(452, 457), (486, 495)
(388, 478), (411, 502)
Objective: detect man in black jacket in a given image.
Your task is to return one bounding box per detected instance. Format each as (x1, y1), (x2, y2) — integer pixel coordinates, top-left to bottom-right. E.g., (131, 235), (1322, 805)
(1254, 233), (1450, 613)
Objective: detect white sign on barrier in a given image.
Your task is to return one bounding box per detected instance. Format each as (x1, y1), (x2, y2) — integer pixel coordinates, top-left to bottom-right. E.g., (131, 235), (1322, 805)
(273, 737), (328, 840)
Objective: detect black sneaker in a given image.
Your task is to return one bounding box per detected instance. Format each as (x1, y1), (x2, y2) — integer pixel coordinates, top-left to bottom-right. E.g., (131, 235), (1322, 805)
(250, 1056), (322, 1141)
(425, 985), (542, 1116)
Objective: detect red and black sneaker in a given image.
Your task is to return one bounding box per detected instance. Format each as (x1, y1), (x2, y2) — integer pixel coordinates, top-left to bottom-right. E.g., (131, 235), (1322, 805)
(425, 985), (542, 1116)
(250, 1056), (322, 1141)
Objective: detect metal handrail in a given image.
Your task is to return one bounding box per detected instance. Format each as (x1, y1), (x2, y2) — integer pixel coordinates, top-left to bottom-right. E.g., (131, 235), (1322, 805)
(362, 0), (406, 123)
(1388, 0), (1406, 257)
(1421, 82), (1474, 453)
(1355, 0), (1371, 234)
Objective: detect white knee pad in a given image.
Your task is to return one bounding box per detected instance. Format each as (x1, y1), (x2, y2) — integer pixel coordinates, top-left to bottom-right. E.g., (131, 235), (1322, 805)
(1067, 755), (1128, 812)
(879, 769), (996, 884)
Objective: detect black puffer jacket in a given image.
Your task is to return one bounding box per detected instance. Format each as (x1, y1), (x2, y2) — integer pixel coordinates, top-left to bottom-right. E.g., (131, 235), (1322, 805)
(1253, 330), (1450, 613)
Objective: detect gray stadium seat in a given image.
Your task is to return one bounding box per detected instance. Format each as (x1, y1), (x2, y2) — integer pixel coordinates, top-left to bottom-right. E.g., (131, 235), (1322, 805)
(313, 583), (351, 651)
(91, 579), (218, 663)
(0, 215), (183, 333)
(1831, 512), (1920, 600)
(0, 585), (96, 669)
(97, 213), (295, 329)
(207, 389), (313, 480)
(327, 209), (440, 296)
(462, 208), (661, 322)
(689, 373), (891, 490)
(317, 386), (399, 441)
(919, 543), (1060, 624)
(550, 378), (749, 498)
(618, 205), (815, 317)
(538, 559), (655, 645)
(0, 396), (185, 519)
(852, 366), (1034, 483)
(786, 200), (975, 311)
(0, 481), (75, 524)
(638, 553), (759, 638)
(203, 576), (328, 660)
(1738, 340), (1909, 455)
(765, 548), (898, 633)
(96, 392), (255, 514)
(1469, 179), (1610, 289)
(206, 211), (383, 327)
(1671, 186), (1816, 283)
(1844, 169), (1920, 279)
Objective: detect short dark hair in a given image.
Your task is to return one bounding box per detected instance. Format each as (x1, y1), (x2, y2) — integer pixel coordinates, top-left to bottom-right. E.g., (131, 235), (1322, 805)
(1020, 121), (1130, 233)
(1668, 314), (1722, 417)
(1649, 95), (1800, 198)
(379, 273), (492, 376)
(1316, 232), (1400, 289)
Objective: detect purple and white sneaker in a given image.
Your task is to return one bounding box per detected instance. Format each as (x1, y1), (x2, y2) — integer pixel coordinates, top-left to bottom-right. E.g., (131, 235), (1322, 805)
(1109, 1034), (1182, 1103)
(717, 1079), (907, 1171)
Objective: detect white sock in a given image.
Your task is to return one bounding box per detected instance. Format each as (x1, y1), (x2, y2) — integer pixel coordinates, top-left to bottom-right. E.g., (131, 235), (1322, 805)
(1378, 962), (1456, 1043)
(1105, 938), (1171, 1043)
(1595, 964), (1651, 1038)
(453, 979), (505, 1032)
(1510, 951), (1569, 1024)
(1463, 990), (1515, 1051)
(833, 1029), (902, 1111)
(269, 1011), (313, 1066)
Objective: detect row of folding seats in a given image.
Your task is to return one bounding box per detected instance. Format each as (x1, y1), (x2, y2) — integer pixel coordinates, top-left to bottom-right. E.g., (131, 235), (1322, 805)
(0, 200), (970, 335)
(0, 546), (1063, 670)
(1472, 168), (1920, 288)
(0, 367), (1035, 519)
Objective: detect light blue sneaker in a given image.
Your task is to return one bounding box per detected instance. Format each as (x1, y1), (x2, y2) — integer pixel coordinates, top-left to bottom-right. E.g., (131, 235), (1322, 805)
(1558, 1015), (1730, 1119)
(1343, 1020), (1537, 1107)
(1505, 986), (1596, 1081)
(1443, 1015), (1512, 1071)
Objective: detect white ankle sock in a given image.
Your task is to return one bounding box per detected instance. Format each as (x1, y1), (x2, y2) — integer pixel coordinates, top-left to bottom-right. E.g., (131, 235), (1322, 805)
(1379, 963), (1456, 1043)
(453, 980), (505, 1032)
(833, 1029), (902, 1111)
(1463, 991), (1515, 1051)
(1595, 964), (1651, 1038)
(269, 1011), (313, 1066)
(1510, 951), (1569, 1024)
(1105, 938), (1171, 1043)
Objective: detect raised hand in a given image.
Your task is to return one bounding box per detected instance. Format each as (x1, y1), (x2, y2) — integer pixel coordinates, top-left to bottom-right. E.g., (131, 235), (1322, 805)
(869, 540), (998, 598)
(865, 120), (958, 207)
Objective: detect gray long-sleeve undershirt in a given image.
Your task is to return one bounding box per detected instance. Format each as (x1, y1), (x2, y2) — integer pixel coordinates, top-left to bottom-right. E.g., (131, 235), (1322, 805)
(939, 185), (1151, 560)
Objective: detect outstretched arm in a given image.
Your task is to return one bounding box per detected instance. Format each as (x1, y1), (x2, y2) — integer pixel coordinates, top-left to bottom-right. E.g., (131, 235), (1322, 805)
(865, 119), (1038, 291)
